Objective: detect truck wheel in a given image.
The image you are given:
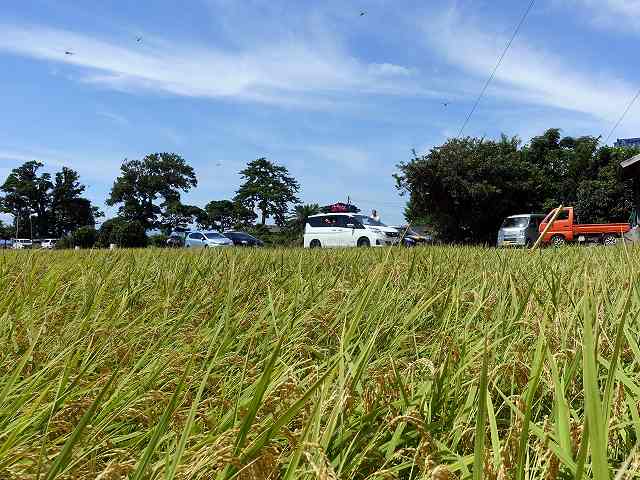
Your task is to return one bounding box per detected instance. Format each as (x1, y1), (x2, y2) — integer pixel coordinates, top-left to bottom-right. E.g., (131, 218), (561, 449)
(551, 235), (566, 247)
(309, 239), (321, 249)
(603, 234), (618, 246)
(357, 237), (370, 247)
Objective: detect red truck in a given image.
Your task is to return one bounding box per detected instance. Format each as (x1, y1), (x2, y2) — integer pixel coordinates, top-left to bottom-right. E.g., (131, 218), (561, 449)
(538, 207), (630, 247)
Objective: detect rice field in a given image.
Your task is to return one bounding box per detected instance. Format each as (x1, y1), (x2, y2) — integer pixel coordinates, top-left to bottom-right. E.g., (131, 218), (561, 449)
(1, 245), (640, 479)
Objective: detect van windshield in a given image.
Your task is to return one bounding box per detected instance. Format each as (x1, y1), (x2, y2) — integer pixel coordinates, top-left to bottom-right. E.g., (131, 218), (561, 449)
(501, 217), (529, 229)
(354, 215), (386, 227)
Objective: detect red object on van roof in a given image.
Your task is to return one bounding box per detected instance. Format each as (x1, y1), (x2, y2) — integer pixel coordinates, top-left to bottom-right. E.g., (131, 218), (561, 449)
(321, 202), (360, 213)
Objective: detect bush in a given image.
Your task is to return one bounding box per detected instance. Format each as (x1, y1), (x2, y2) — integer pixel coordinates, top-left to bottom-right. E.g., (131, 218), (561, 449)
(98, 218), (148, 248)
(73, 226), (98, 249)
(55, 235), (74, 249)
(246, 225), (297, 247)
(148, 234), (168, 248)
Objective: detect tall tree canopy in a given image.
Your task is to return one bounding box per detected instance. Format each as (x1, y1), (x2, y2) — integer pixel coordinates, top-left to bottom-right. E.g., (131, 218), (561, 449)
(395, 129), (638, 243)
(200, 200), (256, 232)
(234, 158), (300, 226)
(160, 202), (204, 235)
(0, 161), (52, 237)
(51, 167), (103, 236)
(106, 153), (197, 230)
(0, 161), (99, 238)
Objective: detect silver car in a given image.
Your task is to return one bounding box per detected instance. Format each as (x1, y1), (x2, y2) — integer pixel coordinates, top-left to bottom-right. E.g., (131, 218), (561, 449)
(497, 214), (545, 247)
(184, 231), (233, 248)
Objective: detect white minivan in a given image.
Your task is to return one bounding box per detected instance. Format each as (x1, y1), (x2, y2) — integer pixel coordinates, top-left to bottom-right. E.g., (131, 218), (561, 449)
(12, 238), (33, 249)
(303, 213), (400, 248)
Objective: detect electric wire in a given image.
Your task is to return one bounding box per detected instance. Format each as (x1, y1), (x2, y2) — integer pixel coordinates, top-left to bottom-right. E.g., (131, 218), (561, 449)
(457, 0), (536, 137)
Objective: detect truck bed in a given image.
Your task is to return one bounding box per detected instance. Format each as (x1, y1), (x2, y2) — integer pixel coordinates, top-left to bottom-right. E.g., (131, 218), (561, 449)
(574, 223), (630, 235)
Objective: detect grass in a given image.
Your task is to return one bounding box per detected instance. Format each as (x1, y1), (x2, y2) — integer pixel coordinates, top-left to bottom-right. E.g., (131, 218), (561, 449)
(1, 245), (640, 479)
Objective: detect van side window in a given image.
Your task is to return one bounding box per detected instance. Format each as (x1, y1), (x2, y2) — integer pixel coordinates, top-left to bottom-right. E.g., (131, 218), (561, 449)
(333, 215), (350, 227)
(321, 215), (341, 227)
(307, 217), (324, 227)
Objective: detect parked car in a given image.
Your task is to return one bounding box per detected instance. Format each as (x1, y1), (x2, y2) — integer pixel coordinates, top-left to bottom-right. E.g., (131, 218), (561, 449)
(497, 214), (545, 247)
(224, 231), (264, 247)
(184, 231), (233, 248)
(303, 213), (400, 248)
(166, 233), (185, 248)
(392, 226), (432, 246)
(0, 239), (12, 249)
(41, 238), (57, 249)
(538, 207), (630, 247)
(12, 238), (33, 249)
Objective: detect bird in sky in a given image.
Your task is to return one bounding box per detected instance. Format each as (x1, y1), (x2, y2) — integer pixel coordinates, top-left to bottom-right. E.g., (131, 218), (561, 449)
(64, 51), (74, 55)
(360, 11), (366, 16)
(136, 36), (142, 42)
(443, 102), (449, 107)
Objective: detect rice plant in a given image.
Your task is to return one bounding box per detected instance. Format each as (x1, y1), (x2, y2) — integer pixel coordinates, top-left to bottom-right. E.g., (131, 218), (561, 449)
(1, 245), (640, 479)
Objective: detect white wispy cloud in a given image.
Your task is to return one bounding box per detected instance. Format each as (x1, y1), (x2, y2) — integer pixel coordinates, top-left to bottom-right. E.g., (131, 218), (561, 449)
(421, 6), (640, 135)
(0, 23), (425, 108)
(307, 145), (372, 173)
(567, 0), (640, 32)
(96, 110), (129, 126)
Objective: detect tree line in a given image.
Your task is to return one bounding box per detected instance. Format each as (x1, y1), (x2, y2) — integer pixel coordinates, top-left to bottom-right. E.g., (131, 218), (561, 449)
(396, 128), (640, 244)
(6, 127), (624, 248)
(0, 155), (308, 247)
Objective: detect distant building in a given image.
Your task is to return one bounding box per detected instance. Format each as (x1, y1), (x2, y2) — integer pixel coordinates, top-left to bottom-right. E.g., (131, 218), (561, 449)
(615, 138), (640, 148)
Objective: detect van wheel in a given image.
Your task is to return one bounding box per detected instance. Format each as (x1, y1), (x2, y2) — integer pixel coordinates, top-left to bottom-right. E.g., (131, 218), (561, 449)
(357, 237), (370, 247)
(603, 234), (618, 246)
(551, 235), (566, 247)
(309, 239), (321, 249)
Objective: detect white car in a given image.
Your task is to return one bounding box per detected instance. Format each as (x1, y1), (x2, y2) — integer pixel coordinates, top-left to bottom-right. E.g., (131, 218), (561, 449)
(184, 231), (233, 248)
(12, 238), (33, 249)
(41, 239), (57, 249)
(303, 213), (400, 248)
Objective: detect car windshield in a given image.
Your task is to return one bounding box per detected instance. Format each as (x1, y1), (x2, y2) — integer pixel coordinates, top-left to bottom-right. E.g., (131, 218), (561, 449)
(355, 215), (386, 227)
(501, 217), (529, 229)
(205, 232), (225, 239)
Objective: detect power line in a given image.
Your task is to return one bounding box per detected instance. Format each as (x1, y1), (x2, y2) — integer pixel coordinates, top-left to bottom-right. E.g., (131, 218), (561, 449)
(603, 87), (640, 146)
(457, 0), (536, 137)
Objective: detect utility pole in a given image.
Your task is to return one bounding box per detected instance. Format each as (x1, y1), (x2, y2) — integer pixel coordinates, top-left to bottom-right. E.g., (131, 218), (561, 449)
(29, 215), (33, 240)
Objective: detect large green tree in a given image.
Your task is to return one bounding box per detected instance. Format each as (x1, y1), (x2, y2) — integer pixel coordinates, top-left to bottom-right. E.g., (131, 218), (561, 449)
(396, 135), (541, 243)
(0, 162), (101, 238)
(396, 129), (639, 243)
(234, 158), (300, 226)
(160, 201), (204, 235)
(0, 161), (53, 237)
(51, 167), (103, 236)
(199, 200), (256, 232)
(106, 153), (197, 230)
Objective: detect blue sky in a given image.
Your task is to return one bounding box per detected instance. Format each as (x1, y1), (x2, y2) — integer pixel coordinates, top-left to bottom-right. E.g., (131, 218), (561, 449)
(2, 0), (640, 225)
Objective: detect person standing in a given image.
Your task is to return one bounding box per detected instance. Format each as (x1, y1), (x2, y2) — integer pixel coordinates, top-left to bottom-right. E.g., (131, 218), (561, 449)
(371, 209), (380, 222)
